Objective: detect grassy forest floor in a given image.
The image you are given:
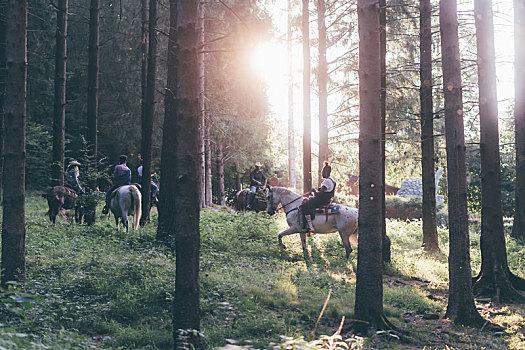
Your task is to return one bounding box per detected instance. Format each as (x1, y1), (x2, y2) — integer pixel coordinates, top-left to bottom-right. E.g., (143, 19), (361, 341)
(0, 193), (524, 349)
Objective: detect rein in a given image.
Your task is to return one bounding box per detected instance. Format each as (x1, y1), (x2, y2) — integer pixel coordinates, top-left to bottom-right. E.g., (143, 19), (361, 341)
(277, 192), (304, 216)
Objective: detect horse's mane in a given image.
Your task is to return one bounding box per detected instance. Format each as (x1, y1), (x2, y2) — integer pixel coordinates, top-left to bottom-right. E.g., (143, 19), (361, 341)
(272, 187), (302, 198)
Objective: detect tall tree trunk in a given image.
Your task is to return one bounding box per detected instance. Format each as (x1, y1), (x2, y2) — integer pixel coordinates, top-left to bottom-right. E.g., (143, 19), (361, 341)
(1, 0), (27, 287)
(317, 0), (328, 186)
(141, 0), (157, 224)
(169, 1), (201, 348)
(235, 163), (241, 192)
(302, 0), (312, 194)
(52, 0), (68, 186)
(205, 120), (212, 205)
(379, 0), (391, 264)
(87, 0), (99, 162)
(141, 0), (149, 129)
(156, 0), (176, 242)
(420, 0), (439, 251)
(199, 0), (206, 208)
(217, 142), (225, 206)
(354, 0), (390, 332)
(440, 0), (485, 327)
(472, 0), (525, 302)
(288, 0), (296, 189)
(512, 0), (525, 240)
(0, 0), (7, 201)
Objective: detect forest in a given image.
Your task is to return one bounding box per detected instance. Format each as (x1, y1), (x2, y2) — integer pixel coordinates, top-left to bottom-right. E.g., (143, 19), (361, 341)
(0, 0), (524, 349)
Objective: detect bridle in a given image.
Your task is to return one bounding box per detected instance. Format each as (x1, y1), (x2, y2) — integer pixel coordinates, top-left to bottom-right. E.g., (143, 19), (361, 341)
(268, 188), (303, 216)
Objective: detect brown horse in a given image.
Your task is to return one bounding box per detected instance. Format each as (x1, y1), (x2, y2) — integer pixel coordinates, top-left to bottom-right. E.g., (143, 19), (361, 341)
(233, 188), (267, 212)
(42, 186), (83, 224)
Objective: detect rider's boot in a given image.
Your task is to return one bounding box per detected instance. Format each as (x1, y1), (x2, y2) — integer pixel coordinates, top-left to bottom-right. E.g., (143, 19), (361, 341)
(102, 203), (109, 214)
(305, 215), (314, 233)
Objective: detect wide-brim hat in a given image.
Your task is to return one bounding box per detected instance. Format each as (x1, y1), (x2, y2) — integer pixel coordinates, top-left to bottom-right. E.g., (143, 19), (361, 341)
(255, 161), (262, 167)
(69, 160), (81, 167)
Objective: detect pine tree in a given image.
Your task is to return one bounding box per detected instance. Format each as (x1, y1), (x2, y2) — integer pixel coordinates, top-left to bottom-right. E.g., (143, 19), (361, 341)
(1, 0), (28, 287)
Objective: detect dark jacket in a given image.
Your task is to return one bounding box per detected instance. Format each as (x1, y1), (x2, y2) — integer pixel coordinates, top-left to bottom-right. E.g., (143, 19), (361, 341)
(250, 169), (267, 187)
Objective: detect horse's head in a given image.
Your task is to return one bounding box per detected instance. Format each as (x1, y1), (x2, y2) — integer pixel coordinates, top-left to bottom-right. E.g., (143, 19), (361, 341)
(267, 187), (277, 215)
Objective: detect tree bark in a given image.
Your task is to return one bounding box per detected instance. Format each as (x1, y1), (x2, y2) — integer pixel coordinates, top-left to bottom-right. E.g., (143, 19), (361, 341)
(379, 0), (391, 264)
(141, 0), (157, 224)
(217, 142), (225, 206)
(205, 119), (213, 206)
(235, 163), (241, 192)
(302, 0), (312, 194)
(354, 0), (390, 332)
(440, 0), (485, 327)
(52, 0), (68, 186)
(288, 0), (296, 189)
(0, 0), (7, 201)
(317, 0), (328, 186)
(472, 0), (525, 302)
(141, 0), (149, 131)
(512, 0), (525, 240)
(87, 0), (99, 162)
(420, 0), (439, 252)
(199, 0), (206, 208)
(169, 1), (202, 348)
(1, 0), (27, 287)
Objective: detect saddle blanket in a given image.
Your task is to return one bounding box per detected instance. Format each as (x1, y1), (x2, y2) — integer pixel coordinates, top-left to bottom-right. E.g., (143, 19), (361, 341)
(315, 204), (340, 214)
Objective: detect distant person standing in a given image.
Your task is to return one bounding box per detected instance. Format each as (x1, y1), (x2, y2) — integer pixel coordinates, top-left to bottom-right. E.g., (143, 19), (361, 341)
(246, 161), (267, 210)
(102, 155), (131, 214)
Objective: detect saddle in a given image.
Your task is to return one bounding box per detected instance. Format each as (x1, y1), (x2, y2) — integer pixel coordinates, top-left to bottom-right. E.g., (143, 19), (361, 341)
(63, 186), (78, 197)
(298, 201), (340, 232)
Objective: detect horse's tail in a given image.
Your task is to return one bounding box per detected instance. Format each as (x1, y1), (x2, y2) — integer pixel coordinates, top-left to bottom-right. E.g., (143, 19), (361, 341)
(130, 185), (142, 230)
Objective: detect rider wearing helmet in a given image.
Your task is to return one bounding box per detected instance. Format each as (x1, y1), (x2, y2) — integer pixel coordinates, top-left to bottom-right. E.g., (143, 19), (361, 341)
(300, 161), (336, 232)
(65, 160), (85, 195)
(246, 161), (267, 210)
(102, 155), (131, 214)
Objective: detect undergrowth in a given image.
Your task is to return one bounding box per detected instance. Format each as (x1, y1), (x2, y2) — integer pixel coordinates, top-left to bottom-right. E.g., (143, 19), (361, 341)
(0, 194), (522, 349)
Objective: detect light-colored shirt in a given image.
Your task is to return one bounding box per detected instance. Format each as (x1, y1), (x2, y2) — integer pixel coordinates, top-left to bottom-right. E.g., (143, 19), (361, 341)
(137, 165), (143, 177)
(321, 177), (335, 192)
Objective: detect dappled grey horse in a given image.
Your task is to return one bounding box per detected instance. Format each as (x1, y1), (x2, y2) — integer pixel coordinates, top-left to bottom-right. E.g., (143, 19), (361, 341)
(267, 186), (358, 259)
(109, 185), (142, 232)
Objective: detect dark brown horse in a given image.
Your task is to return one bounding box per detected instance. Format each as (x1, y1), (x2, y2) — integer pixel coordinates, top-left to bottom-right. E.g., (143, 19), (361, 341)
(42, 186), (83, 224)
(233, 188), (267, 213)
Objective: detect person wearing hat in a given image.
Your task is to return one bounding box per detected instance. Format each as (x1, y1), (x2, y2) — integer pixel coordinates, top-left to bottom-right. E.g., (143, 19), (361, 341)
(247, 161), (267, 210)
(102, 155), (131, 214)
(65, 160), (85, 195)
(300, 161), (336, 232)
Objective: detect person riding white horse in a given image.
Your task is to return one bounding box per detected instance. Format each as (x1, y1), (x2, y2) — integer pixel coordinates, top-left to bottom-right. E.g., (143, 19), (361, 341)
(266, 186), (357, 259)
(300, 161), (336, 232)
(103, 155), (131, 214)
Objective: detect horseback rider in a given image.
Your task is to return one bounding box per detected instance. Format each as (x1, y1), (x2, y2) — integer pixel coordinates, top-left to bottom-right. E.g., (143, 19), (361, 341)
(65, 160), (85, 195)
(300, 161), (336, 232)
(137, 162), (159, 198)
(246, 161), (267, 210)
(102, 155), (131, 214)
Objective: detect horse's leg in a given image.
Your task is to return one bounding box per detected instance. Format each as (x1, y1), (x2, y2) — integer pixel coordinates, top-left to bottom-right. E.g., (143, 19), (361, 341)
(299, 232), (308, 257)
(122, 210), (129, 232)
(278, 227), (300, 250)
(338, 230), (353, 259)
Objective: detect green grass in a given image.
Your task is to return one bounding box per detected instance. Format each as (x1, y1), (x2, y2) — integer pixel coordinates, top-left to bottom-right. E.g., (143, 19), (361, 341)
(0, 194), (523, 349)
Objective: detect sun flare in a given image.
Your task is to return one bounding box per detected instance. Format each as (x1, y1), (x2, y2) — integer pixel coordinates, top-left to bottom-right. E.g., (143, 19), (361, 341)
(250, 41), (290, 119)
